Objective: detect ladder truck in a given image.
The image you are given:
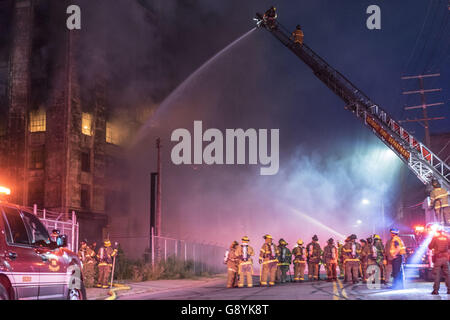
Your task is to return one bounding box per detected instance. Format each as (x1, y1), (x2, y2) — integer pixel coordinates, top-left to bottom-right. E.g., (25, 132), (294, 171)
(254, 11), (450, 280)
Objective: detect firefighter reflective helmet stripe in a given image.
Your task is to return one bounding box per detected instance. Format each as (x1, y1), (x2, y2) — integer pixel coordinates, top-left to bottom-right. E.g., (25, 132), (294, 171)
(242, 236), (250, 242)
(312, 235), (318, 241)
(104, 239), (111, 247)
(297, 239), (303, 245)
(390, 228), (399, 235)
(263, 234), (272, 239)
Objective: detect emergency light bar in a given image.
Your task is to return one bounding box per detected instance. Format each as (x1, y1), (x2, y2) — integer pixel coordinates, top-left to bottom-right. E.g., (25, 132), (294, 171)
(0, 186), (11, 195)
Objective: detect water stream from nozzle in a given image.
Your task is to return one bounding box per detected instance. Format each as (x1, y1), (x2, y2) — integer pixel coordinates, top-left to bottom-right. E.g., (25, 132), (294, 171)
(130, 27), (257, 148)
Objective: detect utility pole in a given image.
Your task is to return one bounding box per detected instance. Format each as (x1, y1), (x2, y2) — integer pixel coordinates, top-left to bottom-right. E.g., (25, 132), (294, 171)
(156, 137), (162, 237)
(400, 73), (445, 147)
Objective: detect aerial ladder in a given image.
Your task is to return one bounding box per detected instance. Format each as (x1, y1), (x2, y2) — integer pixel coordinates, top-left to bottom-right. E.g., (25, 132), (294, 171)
(254, 12), (450, 211)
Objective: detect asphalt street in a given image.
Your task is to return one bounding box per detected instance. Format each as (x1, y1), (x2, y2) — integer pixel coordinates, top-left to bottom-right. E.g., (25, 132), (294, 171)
(120, 276), (450, 300)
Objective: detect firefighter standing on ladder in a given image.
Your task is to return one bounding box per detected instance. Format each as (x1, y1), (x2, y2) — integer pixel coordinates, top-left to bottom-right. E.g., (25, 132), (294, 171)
(430, 179), (450, 225)
(235, 236), (255, 288)
(291, 25), (304, 45)
(259, 234), (279, 286)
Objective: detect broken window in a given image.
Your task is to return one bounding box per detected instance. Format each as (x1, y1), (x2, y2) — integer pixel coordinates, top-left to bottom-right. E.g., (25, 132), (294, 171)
(82, 112), (92, 136)
(29, 108), (46, 132)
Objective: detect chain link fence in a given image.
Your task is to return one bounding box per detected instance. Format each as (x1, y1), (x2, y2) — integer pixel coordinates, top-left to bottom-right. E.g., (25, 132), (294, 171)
(150, 232), (226, 275)
(26, 204), (79, 253)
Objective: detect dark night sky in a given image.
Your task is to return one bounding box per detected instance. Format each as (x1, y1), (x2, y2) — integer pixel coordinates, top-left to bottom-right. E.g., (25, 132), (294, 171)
(116, 0), (449, 254)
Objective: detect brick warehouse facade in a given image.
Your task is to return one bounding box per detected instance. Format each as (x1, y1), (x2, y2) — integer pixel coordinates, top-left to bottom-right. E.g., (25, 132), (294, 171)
(0, 0), (149, 244)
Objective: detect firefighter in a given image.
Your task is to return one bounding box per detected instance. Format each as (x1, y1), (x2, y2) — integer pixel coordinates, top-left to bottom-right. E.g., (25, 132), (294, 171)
(373, 234), (387, 284)
(385, 228), (406, 289)
(78, 239), (96, 288)
(306, 235), (321, 281)
(224, 241), (240, 288)
(259, 234), (279, 286)
(342, 234), (361, 284)
(292, 239), (307, 282)
(276, 239), (291, 283)
(235, 236), (255, 288)
(291, 25), (304, 45)
(263, 6), (277, 29)
(96, 239), (118, 288)
(359, 239), (368, 283)
(430, 179), (450, 225)
(428, 227), (450, 295)
(323, 238), (338, 281)
(337, 240), (345, 279)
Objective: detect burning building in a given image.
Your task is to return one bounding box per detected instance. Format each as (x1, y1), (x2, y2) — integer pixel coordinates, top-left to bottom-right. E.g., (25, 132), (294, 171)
(0, 0), (158, 244)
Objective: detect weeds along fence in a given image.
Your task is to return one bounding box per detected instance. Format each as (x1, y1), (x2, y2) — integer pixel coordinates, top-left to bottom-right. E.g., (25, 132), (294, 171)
(150, 233), (226, 275)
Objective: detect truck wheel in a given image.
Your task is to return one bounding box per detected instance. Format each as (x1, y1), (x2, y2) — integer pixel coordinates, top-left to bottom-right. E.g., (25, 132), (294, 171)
(0, 283), (10, 300)
(67, 281), (87, 300)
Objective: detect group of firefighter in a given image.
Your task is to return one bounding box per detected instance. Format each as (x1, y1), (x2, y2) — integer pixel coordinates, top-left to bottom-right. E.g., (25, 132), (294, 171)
(77, 239), (118, 289)
(225, 227), (450, 295)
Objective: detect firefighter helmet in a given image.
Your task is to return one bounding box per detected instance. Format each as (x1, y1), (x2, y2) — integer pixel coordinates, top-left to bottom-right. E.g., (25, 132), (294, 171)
(80, 239), (88, 245)
(279, 238), (287, 246)
(390, 228), (399, 235)
(296, 25), (302, 29)
(231, 240), (239, 248)
(242, 236), (250, 242)
(51, 229), (60, 236)
(373, 234), (381, 240)
(104, 239), (111, 247)
(297, 239), (304, 245)
(349, 234), (357, 240)
(360, 239), (367, 244)
(327, 238), (334, 244)
(263, 234), (272, 240)
(312, 235), (318, 241)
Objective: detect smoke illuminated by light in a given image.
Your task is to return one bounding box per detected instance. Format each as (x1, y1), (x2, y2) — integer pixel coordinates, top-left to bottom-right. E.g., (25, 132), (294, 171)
(287, 206), (346, 240)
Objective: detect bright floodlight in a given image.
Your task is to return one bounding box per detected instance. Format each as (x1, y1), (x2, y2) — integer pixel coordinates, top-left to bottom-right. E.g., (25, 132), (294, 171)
(362, 199), (370, 205)
(0, 186), (11, 195)
(356, 220), (362, 225)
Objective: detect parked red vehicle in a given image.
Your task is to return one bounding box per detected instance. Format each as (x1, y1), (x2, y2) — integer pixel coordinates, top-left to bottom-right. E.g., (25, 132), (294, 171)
(0, 202), (86, 300)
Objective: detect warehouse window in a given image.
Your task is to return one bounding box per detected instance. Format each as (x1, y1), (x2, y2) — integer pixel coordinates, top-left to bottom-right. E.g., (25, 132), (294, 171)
(80, 184), (90, 209)
(29, 108), (46, 132)
(81, 151), (90, 172)
(29, 148), (45, 169)
(28, 181), (44, 208)
(106, 122), (122, 145)
(81, 113), (92, 136)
